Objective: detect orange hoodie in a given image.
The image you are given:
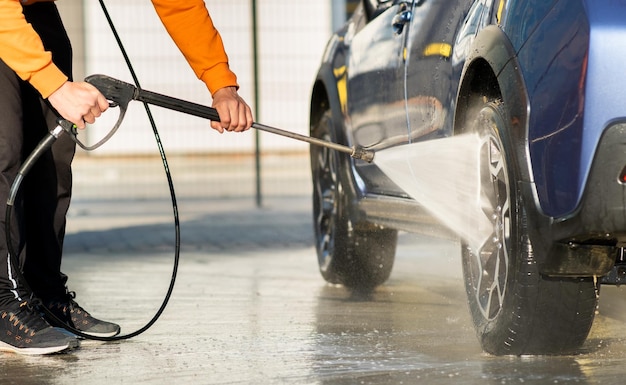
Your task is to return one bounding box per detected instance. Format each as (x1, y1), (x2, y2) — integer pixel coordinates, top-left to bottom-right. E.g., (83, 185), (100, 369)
(0, 0), (238, 98)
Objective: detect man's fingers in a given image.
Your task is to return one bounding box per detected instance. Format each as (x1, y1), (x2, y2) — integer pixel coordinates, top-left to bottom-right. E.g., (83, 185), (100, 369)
(48, 81), (111, 129)
(210, 86), (254, 133)
(96, 92), (110, 112)
(217, 104), (253, 132)
(210, 120), (225, 134)
(238, 106), (253, 132)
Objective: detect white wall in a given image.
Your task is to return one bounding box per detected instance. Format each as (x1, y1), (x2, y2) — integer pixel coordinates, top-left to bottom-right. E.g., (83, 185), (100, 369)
(81, 1), (332, 155)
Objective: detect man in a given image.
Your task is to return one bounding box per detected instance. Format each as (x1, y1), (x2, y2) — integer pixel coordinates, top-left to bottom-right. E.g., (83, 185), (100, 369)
(0, 0), (253, 355)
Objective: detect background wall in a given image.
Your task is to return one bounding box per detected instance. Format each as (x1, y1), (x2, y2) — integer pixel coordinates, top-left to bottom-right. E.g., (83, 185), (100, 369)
(54, 1), (359, 202)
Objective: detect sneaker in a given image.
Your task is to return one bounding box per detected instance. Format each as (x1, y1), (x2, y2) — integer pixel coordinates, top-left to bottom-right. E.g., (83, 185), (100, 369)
(44, 292), (120, 338)
(0, 300), (79, 355)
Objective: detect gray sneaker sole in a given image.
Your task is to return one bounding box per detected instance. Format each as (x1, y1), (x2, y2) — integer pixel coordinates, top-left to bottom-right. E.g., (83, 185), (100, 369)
(0, 337), (79, 355)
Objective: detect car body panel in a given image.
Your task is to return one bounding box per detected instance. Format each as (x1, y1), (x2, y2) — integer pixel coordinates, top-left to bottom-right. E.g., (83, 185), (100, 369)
(346, 3), (412, 196)
(498, 0), (559, 51)
(514, 1), (589, 217)
(503, 0), (626, 217)
(403, 0), (473, 141)
(579, 3), (626, 211)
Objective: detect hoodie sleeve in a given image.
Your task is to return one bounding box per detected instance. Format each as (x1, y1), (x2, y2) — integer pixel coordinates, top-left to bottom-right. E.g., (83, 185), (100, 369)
(0, 0), (67, 98)
(151, 0), (239, 95)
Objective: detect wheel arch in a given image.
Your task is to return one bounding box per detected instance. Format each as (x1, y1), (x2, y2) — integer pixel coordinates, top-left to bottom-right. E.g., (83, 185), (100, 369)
(455, 26), (530, 177)
(310, 79), (330, 132)
(310, 63), (348, 147)
(455, 25), (536, 194)
(454, 26), (554, 262)
(454, 58), (501, 135)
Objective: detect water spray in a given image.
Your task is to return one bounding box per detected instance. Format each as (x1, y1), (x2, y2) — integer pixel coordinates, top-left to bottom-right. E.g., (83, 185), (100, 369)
(374, 135), (492, 253)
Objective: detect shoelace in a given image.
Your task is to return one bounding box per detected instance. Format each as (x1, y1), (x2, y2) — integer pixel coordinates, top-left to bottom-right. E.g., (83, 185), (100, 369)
(2, 300), (49, 337)
(47, 291), (91, 325)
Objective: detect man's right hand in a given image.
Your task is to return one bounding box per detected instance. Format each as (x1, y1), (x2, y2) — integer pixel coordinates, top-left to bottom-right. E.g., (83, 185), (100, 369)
(47, 81), (109, 129)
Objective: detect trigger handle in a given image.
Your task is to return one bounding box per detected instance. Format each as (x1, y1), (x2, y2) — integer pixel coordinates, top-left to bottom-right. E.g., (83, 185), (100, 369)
(77, 104), (127, 151)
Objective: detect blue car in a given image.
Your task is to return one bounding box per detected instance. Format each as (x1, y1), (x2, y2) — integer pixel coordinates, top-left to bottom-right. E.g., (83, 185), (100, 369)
(309, 0), (626, 355)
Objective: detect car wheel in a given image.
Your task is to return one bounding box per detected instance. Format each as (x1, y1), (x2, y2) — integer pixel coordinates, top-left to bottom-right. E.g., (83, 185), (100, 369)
(310, 110), (397, 290)
(462, 100), (598, 355)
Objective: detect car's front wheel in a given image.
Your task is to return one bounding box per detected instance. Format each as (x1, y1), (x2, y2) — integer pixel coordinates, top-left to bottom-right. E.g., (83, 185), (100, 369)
(462, 100), (598, 355)
(310, 110), (397, 290)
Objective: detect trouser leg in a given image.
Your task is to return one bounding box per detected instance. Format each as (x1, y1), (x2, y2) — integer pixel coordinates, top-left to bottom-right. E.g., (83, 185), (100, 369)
(22, 3), (76, 301)
(21, 86), (76, 302)
(0, 60), (26, 305)
(0, 3), (76, 305)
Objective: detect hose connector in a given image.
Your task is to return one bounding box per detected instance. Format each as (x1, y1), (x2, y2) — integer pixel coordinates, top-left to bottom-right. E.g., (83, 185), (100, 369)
(56, 118), (77, 137)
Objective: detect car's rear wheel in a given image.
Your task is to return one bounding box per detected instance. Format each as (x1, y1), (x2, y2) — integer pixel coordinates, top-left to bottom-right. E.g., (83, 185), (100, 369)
(462, 100), (598, 355)
(310, 110), (397, 290)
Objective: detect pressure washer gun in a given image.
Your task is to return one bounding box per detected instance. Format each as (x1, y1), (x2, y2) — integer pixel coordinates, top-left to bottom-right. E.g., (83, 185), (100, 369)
(82, 74), (375, 162)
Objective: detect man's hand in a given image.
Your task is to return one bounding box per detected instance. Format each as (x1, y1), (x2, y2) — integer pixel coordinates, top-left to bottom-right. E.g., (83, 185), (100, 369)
(47, 81), (109, 129)
(210, 86), (254, 133)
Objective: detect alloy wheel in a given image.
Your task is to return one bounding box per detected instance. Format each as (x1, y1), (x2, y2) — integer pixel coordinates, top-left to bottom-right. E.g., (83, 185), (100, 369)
(313, 132), (339, 272)
(466, 127), (511, 321)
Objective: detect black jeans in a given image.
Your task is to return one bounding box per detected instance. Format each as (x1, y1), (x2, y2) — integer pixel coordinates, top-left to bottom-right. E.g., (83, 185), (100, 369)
(0, 3), (76, 305)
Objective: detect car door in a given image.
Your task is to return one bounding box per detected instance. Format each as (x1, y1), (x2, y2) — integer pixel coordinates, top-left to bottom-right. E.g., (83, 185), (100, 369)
(346, 0), (415, 193)
(403, 0), (477, 140)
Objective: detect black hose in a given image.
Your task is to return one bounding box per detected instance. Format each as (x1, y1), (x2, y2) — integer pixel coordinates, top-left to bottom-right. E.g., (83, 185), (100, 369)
(6, 122), (181, 342)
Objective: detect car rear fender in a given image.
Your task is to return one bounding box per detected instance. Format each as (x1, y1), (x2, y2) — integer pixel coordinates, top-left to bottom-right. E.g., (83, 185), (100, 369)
(515, 0), (626, 220)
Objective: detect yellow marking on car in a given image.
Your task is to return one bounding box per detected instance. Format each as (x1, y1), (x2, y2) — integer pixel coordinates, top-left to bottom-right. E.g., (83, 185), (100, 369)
(333, 66), (348, 113)
(423, 43), (452, 58)
(333, 66), (345, 79)
(497, 0), (505, 25)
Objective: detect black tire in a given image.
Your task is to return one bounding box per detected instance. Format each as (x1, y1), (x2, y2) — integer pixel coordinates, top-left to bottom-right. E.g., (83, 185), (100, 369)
(310, 110), (397, 289)
(462, 100), (598, 355)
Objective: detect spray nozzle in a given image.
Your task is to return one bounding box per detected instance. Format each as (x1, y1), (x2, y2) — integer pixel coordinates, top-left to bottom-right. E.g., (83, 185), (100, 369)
(351, 146), (375, 163)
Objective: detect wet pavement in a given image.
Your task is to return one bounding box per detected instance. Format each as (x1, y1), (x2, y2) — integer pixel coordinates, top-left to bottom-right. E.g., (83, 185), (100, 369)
(3, 153), (626, 384)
